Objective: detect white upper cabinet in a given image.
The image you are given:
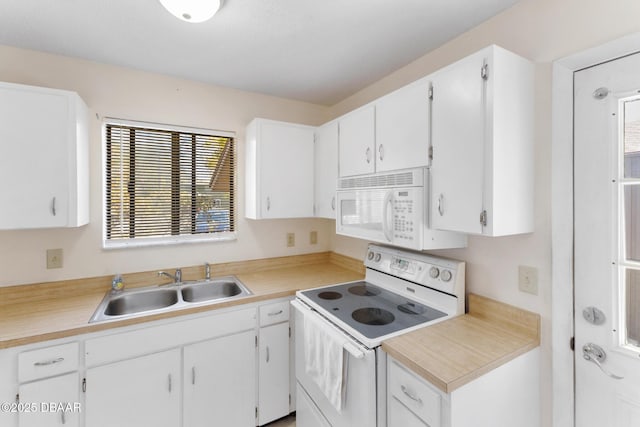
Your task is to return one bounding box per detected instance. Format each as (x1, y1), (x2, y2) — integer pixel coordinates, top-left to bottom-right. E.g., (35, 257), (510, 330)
(0, 81), (89, 230)
(314, 120), (338, 219)
(338, 105), (376, 177)
(430, 45), (534, 236)
(375, 78), (431, 172)
(337, 80), (431, 178)
(245, 118), (315, 219)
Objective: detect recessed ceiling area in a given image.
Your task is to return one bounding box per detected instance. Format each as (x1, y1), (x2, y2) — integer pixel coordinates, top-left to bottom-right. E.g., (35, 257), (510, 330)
(0, 0), (521, 105)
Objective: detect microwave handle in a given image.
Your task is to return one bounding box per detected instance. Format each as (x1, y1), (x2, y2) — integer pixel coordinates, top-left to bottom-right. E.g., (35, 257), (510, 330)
(382, 190), (394, 242)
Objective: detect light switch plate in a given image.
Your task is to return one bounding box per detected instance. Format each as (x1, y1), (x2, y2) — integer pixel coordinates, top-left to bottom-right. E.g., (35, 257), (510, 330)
(310, 231), (318, 245)
(518, 265), (538, 295)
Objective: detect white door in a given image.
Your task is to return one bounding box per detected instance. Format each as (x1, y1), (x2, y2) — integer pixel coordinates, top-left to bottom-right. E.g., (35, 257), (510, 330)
(314, 121), (338, 219)
(258, 322), (290, 425)
(430, 51), (485, 234)
(338, 106), (375, 177)
(19, 373), (80, 427)
(183, 331), (256, 427)
(85, 349), (181, 427)
(375, 79), (430, 172)
(575, 51), (640, 426)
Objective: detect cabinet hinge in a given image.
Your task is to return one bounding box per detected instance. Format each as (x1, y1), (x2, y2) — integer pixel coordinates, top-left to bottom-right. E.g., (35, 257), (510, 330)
(570, 337), (575, 351)
(289, 326), (291, 338)
(82, 378), (87, 393)
(480, 210), (487, 227)
(289, 393), (292, 405)
(428, 146), (433, 161)
(255, 335), (258, 348)
(428, 86), (433, 101)
(255, 407), (258, 419)
(481, 63), (489, 80)
(15, 393), (19, 404)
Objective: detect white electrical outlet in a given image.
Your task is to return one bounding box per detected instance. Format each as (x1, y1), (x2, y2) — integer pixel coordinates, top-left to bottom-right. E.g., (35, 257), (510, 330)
(46, 248), (64, 269)
(518, 265), (538, 295)
(286, 233), (295, 247)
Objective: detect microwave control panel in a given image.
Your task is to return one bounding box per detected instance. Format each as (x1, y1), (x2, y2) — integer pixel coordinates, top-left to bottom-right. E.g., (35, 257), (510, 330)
(391, 189), (420, 242)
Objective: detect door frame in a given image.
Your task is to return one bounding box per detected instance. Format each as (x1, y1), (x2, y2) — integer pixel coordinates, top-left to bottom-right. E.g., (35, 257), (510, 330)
(552, 32), (640, 427)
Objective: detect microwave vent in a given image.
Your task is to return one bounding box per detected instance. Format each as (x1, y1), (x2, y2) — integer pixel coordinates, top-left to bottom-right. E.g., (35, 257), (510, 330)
(338, 170), (416, 189)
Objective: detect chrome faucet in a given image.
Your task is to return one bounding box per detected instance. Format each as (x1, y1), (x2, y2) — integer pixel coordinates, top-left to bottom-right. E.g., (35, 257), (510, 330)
(205, 262), (211, 280)
(158, 269), (182, 284)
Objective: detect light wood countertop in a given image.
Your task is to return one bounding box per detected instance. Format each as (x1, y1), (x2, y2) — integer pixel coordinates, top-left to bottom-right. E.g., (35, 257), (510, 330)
(381, 294), (540, 393)
(0, 252), (364, 349)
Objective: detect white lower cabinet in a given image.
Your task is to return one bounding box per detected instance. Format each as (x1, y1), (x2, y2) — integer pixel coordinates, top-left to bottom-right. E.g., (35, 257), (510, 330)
(19, 372), (81, 427)
(258, 323), (290, 425)
(184, 331), (256, 427)
(258, 300), (292, 425)
(388, 349), (540, 427)
(85, 349), (181, 427)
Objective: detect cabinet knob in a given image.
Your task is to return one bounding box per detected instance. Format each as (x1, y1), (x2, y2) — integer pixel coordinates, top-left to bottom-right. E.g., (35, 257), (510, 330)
(437, 194), (444, 216)
(266, 346), (270, 363)
(331, 196), (336, 211)
(365, 147), (371, 164)
(266, 197), (271, 211)
(51, 197), (57, 216)
(378, 144), (384, 161)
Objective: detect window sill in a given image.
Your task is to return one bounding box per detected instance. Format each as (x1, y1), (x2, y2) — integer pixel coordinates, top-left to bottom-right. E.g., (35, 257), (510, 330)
(103, 232), (237, 250)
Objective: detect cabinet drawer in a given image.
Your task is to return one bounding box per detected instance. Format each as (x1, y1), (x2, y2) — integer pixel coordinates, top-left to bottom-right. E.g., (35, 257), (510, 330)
(18, 342), (79, 382)
(388, 359), (441, 427)
(259, 301), (290, 326)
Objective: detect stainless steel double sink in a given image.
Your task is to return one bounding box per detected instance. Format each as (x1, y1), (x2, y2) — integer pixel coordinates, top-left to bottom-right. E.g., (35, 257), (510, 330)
(89, 276), (252, 323)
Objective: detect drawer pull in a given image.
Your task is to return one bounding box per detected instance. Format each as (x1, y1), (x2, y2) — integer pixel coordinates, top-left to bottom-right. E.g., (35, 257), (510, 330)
(34, 357), (65, 367)
(268, 310), (283, 317)
(401, 385), (423, 404)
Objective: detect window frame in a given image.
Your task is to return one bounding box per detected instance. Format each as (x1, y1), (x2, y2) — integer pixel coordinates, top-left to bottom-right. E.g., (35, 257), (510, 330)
(102, 118), (237, 249)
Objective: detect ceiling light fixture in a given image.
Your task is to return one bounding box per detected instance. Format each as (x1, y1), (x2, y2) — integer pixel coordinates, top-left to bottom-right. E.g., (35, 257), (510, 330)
(159, 0), (221, 23)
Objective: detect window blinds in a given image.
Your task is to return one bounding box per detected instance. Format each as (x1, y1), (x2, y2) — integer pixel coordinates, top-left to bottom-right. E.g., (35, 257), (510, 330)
(105, 123), (234, 242)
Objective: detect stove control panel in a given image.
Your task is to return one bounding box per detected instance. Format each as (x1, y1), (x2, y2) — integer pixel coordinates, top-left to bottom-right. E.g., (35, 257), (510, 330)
(365, 244), (464, 297)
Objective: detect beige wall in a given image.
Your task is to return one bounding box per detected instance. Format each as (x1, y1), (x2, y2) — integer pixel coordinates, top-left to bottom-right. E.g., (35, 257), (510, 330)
(0, 45), (333, 286)
(329, 1), (640, 426)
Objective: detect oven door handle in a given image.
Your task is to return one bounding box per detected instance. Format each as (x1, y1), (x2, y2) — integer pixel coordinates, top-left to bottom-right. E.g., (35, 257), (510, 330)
(382, 190), (394, 242)
(291, 299), (367, 360)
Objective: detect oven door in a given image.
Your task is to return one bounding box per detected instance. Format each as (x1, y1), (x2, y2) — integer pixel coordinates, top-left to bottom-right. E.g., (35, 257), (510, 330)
(292, 300), (379, 427)
(335, 187), (422, 250)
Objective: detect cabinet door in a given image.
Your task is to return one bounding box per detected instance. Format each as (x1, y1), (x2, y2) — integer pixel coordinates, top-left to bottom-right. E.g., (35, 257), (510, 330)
(376, 79), (430, 172)
(184, 330), (256, 427)
(259, 121), (315, 218)
(430, 51), (486, 234)
(19, 373), (80, 427)
(85, 349), (181, 427)
(338, 106), (375, 177)
(314, 121), (338, 219)
(258, 323), (290, 425)
(0, 85), (69, 229)
(388, 396), (430, 427)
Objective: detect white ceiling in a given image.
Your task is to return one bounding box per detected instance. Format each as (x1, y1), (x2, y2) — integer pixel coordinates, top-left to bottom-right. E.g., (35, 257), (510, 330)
(0, 0), (521, 105)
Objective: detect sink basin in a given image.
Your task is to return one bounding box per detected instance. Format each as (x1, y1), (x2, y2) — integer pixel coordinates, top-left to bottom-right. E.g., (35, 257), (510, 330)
(104, 288), (179, 316)
(181, 279), (246, 303)
(89, 275), (252, 323)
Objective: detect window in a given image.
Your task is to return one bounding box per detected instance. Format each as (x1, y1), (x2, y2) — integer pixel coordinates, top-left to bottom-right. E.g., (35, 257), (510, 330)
(104, 119), (235, 247)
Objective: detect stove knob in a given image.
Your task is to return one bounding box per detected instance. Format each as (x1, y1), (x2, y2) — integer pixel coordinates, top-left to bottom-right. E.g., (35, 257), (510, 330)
(367, 251), (375, 261)
(374, 253), (382, 263)
(429, 267), (440, 279)
(441, 270), (453, 282)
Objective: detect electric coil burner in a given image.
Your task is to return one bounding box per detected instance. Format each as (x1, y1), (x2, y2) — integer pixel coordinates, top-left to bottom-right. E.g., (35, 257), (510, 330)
(297, 244), (466, 348)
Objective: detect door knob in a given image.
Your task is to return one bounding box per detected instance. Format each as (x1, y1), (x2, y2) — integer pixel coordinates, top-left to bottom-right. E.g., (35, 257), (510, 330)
(582, 343), (623, 379)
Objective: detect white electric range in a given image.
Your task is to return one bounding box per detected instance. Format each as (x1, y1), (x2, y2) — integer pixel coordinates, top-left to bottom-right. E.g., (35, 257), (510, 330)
(292, 244), (465, 427)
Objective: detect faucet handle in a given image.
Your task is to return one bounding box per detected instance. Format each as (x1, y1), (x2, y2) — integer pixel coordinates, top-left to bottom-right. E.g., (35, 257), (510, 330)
(175, 269), (182, 283)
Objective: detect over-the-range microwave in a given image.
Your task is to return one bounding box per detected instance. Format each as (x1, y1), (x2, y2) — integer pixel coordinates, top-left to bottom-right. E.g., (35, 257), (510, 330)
(336, 168), (467, 250)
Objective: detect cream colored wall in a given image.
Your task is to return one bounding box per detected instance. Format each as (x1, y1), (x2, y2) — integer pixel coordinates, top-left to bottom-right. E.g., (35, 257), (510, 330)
(329, 1), (640, 426)
(0, 45), (333, 287)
